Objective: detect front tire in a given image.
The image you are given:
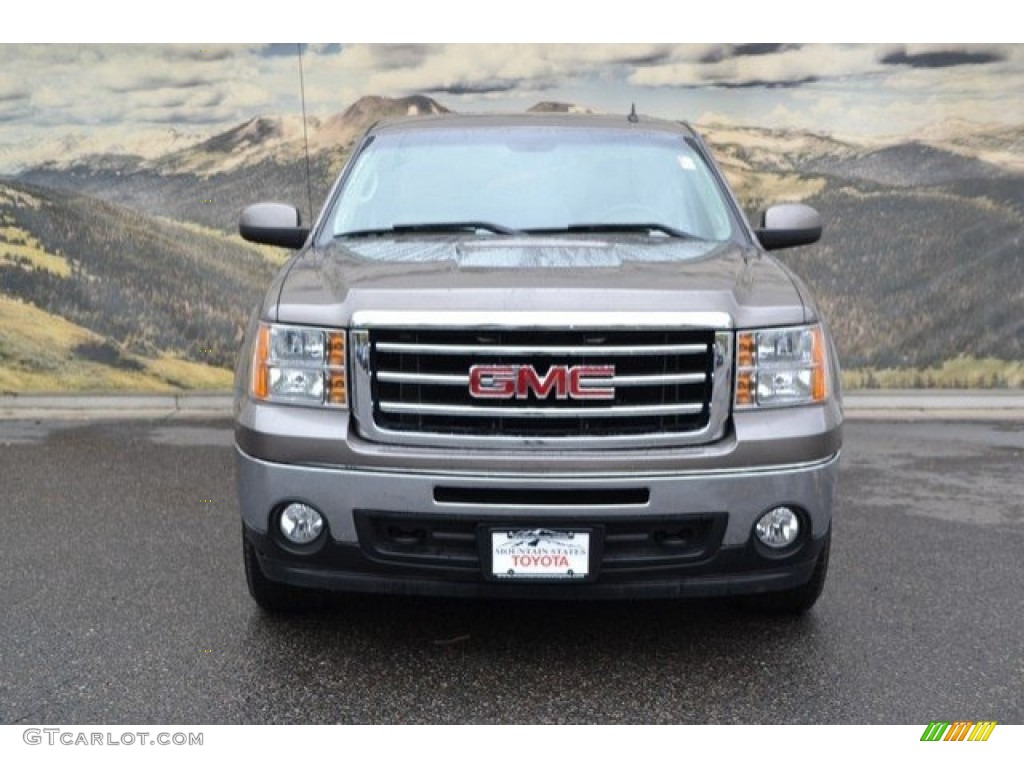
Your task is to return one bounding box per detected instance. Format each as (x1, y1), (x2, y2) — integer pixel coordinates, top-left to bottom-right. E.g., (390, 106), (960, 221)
(243, 532), (327, 613)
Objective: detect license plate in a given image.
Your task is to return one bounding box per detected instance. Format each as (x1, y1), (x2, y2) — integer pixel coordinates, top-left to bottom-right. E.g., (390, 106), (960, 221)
(490, 529), (591, 580)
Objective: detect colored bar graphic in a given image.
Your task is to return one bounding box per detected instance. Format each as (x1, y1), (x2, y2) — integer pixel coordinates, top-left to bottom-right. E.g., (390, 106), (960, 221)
(921, 722), (950, 741)
(920, 721), (996, 742)
(968, 722), (997, 742)
(944, 721), (972, 741)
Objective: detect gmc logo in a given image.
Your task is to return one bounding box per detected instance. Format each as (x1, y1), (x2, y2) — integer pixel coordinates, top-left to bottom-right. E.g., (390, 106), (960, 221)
(469, 364), (616, 400)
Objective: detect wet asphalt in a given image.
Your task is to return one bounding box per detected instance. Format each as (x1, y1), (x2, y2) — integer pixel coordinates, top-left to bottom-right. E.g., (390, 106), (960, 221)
(0, 418), (1021, 724)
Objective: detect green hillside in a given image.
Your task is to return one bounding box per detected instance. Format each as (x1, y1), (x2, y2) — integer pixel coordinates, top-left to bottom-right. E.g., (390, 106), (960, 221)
(788, 181), (1024, 369)
(0, 294), (231, 393)
(0, 180), (280, 391)
(705, 126), (1024, 377)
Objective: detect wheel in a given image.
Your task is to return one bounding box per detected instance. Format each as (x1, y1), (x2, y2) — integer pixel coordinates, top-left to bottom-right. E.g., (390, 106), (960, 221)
(738, 531), (831, 615)
(243, 531), (327, 613)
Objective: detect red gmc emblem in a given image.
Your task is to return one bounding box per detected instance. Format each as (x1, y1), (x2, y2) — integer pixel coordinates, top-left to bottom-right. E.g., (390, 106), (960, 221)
(468, 364), (616, 400)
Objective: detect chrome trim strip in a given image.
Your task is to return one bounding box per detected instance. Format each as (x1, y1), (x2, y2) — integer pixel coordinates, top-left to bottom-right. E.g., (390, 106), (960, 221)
(610, 372), (707, 386)
(378, 401), (705, 418)
(376, 371), (708, 387)
(352, 310), (734, 330)
(377, 371), (469, 386)
(348, 421), (722, 449)
(375, 342), (709, 357)
(351, 328), (735, 450)
(239, 445), (841, 481)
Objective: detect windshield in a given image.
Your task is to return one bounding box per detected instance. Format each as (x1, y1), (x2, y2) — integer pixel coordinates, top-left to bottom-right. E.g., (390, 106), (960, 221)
(322, 126), (737, 243)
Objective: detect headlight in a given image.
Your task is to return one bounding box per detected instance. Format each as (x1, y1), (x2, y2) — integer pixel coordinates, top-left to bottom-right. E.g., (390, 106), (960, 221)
(735, 324), (827, 409)
(251, 323), (347, 407)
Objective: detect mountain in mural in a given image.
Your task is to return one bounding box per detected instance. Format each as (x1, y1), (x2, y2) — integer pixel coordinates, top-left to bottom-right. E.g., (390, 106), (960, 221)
(0, 179), (279, 392)
(5, 95), (1024, 390)
(17, 94), (452, 227)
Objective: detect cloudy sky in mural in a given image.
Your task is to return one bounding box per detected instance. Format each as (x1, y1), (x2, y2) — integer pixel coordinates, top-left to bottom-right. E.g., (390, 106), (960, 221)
(0, 43), (1021, 170)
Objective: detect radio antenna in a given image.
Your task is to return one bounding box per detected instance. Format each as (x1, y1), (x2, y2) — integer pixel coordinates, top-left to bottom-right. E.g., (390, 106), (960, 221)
(297, 43), (314, 223)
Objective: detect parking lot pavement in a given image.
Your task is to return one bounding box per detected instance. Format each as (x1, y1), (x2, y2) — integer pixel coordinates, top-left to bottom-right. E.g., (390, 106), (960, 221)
(1, 418), (1021, 723)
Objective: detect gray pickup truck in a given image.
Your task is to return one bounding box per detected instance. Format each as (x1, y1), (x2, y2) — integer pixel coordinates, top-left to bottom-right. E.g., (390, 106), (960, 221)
(235, 112), (842, 614)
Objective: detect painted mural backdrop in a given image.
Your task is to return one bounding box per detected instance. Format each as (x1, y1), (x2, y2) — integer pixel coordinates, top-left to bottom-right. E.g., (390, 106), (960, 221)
(0, 44), (1021, 391)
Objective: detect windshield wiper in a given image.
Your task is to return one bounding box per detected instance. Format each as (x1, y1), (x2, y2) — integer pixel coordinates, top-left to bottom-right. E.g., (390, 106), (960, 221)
(552, 223), (697, 239)
(338, 221), (522, 238)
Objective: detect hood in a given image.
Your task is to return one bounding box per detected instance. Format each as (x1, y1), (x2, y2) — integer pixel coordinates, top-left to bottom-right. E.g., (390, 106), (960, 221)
(272, 236), (810, 329)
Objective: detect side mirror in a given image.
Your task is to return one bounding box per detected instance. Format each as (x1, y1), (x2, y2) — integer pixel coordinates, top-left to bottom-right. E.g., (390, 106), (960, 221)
(755, 203), (823, 251)
(239, 203), (310, 249)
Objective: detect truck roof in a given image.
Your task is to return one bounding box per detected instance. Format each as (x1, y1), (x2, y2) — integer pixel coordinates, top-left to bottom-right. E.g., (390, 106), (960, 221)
(367, 110), (698, 138)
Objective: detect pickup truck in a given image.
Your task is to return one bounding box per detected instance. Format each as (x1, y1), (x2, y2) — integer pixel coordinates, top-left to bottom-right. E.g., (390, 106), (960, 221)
(235, 111), (842, 614)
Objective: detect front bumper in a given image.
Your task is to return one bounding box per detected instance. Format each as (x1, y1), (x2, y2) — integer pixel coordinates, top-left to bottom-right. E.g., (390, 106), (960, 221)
(237, 447), (839, 600)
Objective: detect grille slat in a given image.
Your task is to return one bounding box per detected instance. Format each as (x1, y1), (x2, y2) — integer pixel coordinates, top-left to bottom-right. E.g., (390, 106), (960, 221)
(377, 371), (469, 386)
(376, 371), (708, 387)
(378, 401), (705, 418)
(376, 341), (708, 357)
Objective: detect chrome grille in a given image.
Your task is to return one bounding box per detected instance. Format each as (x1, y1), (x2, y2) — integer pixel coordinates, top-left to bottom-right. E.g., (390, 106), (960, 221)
(350, 315), (733, 450)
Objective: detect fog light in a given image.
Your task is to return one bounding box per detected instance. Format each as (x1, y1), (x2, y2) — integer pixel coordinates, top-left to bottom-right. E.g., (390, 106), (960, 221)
(279, 503), (324, 545)
(755, 506), (800, 549)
